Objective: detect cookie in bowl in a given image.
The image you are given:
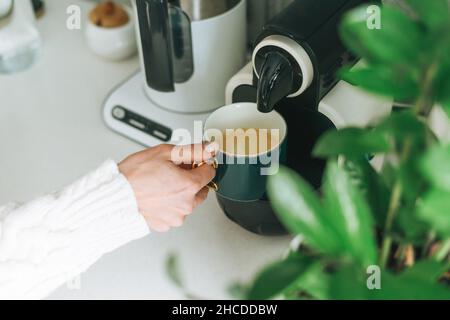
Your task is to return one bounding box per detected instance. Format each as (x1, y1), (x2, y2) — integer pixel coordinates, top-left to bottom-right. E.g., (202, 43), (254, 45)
(85, 1), (137, 61)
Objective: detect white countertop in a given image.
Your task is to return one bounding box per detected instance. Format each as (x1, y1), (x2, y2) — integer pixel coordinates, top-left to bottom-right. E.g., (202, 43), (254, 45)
(0, 0), (291, 299)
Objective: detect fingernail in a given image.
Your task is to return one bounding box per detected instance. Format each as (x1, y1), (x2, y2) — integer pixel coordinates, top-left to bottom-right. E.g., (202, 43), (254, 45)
(205, 141), (219, 153)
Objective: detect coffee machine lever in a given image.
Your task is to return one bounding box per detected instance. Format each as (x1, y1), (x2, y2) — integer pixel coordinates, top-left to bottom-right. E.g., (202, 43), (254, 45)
(256, 51), (297, 113)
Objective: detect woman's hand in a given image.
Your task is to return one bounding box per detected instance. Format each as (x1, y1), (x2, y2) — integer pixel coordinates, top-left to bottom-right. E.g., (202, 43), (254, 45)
(119, 143), (217, 232)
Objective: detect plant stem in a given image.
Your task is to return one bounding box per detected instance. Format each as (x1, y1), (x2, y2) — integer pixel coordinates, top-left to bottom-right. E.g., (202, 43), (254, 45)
(435, 239), (450, 262)
(379, 181), (403, 268)
(421, 231), (436, 258)
(379, 137), (413, 268)
(396, 244), (407, 266)
(413, 62), (438, 117)
(379, 62), (438, 268)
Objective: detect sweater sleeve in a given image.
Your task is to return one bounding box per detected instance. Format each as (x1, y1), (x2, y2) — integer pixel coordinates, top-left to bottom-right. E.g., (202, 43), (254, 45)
(0, 160), (150, 299)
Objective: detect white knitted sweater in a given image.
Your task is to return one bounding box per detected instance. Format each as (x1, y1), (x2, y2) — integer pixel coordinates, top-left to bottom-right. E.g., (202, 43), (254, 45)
(0, 160), (150, 299)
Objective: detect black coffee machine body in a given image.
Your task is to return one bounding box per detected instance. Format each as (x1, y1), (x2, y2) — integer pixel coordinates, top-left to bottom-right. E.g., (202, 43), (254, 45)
(218, 0), (389, 236)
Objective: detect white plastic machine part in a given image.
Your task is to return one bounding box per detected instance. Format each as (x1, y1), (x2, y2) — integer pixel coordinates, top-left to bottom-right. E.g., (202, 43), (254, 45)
(103, 72), (210, 147)
(318, 81), (392, 129)
(133, 0), (247, 114)
(225, 62), (253, 105)
(252, 35), (314, 98)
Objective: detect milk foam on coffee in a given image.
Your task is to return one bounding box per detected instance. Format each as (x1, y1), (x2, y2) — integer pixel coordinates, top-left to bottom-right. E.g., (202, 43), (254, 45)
(218, 128), (280, 156)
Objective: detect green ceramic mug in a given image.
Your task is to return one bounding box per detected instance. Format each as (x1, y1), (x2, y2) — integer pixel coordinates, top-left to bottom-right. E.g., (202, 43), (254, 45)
(204, 103), (287, 202)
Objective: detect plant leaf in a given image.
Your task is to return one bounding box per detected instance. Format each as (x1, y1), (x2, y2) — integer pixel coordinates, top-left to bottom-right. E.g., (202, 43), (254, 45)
(407, 0), (450, 31)
(343, 157), (390, 228)
(289, 262), (331, 300)
(417, 189), (450, 237)
(340, 4), (424, 64)
(267, 167), (340, 254)
(323, 162), (377, 267)
(340, 66), (419, 101)
(401, 259), (449, 283)
(246, 253), (315, 300)
(228, 283), (249, 300)
(435, 59), (450, 118)
(329, 263), (450, 300)
(313, 128), (390, 158)
(443, 103), (450, 120)
(371, 269), (450, 300)
(328, 265), (370, 299)
(377, 112), (430, 203)
(393, 205), (430, 244)
(421, 143), (450, 191)
(377, 110), (428, 141)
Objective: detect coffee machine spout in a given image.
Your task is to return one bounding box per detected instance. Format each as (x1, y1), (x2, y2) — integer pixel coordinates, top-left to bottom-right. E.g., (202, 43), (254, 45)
(256, 51), (296, 113)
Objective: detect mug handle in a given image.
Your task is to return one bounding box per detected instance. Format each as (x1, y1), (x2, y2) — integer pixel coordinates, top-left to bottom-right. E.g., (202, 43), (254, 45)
(192, 159), (219, 191)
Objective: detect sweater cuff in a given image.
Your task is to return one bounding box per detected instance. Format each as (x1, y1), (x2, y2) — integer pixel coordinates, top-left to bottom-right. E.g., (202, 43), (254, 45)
(11, 160), (150, 299)
(53, 159), (150, 259)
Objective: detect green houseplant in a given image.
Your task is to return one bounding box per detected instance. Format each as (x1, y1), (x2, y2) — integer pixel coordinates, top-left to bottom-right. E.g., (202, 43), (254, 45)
(166, 0), (450, 300)
(244, 0), (450, 300)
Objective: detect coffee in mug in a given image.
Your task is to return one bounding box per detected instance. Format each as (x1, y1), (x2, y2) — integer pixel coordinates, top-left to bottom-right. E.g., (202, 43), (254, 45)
(218, 128), (280, 156)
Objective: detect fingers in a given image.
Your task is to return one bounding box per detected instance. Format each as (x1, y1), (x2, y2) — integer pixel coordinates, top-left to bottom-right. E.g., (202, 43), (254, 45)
(178, 163), (194, 170)
(146, 213), (186, 232)
(186, 163), (216, 192)
(120, 142), (219, 167)
(170, 142), (218, 165)
(194, 187), (209, 207)
(147, 217), (171, 233)
(145, 187), (209, 233)
(162, 214), (186, 227)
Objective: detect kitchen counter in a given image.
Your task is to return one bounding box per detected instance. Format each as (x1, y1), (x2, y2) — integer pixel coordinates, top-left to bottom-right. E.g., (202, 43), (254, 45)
(0, 0), (291, 299)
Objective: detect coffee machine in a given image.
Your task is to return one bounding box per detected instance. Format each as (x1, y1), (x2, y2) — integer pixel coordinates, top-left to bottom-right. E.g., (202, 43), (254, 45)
(219, 0), (392, 235)
(103, 0), (246, 145)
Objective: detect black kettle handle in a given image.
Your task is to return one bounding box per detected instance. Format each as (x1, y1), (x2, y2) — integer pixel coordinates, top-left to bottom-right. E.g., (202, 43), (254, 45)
(136, 0), (174, 92)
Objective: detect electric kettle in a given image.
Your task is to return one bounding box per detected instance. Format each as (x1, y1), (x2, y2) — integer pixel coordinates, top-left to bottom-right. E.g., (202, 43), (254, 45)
(133, 0), (247, 114)
(0, 0), (41, 74)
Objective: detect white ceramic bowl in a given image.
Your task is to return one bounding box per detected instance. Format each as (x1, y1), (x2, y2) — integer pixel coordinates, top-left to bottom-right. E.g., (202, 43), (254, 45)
(85, 5), (137, 61)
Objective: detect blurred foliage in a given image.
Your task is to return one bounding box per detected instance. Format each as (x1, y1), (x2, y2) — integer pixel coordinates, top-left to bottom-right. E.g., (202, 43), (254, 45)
(166, 253), (184, 289)
(245, 0), (450, 300)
